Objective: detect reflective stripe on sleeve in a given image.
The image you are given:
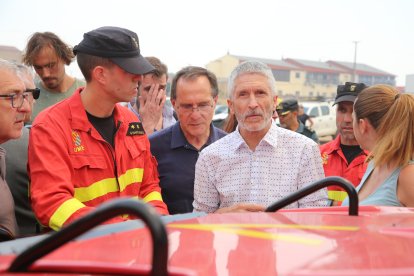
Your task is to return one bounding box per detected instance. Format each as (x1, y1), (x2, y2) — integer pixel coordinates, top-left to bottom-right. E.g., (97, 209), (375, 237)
(143, 191), (163, 203)
(49, 198), (85, 231)
(118, 168), (143, 191)
(328, 190), (348, 202)
(74, 168), (144, 203)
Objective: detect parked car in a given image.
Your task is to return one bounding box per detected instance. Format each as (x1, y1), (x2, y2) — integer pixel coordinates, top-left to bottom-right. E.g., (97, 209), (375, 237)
(212, 104), (229, 128)
(301, 101), (337, 138)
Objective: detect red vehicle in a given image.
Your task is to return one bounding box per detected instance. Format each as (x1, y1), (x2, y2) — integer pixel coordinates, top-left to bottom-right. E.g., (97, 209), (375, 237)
(0, 177), (413, 275)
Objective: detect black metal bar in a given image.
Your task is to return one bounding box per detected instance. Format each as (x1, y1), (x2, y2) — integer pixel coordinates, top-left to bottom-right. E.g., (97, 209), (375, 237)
(8, 198), (168, 276)
(265, 176), (359, 216)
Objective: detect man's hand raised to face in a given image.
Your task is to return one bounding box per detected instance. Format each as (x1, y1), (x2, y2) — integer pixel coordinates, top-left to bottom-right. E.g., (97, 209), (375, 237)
(138, 83), (166, 135)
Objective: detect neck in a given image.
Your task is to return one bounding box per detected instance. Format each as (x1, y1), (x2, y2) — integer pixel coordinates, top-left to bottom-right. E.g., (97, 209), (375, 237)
(290, 120), (300, 132)
(44, 74), (75, 93)
(340, 135), (360, 146)
(80, 84), (115, 117)
(239, 122), (271, 151)
(183, 129), (210, 151)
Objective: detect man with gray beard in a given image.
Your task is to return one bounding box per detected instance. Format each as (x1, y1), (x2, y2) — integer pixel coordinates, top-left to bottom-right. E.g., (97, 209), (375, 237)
(193, 61), (328, 213)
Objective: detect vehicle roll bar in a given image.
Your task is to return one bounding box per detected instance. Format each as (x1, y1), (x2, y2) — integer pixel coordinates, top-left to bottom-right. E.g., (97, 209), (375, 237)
(8, 198), (168, 276)
(265, 176), (359, 216)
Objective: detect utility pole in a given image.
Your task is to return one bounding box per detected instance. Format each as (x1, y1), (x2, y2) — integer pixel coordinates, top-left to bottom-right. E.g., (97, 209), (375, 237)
(352, 41), (359, 82)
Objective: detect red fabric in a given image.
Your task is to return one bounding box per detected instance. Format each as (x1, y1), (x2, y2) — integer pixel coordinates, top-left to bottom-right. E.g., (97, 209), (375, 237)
(320, 135), (369, 189)
(29, 88), (168, 229)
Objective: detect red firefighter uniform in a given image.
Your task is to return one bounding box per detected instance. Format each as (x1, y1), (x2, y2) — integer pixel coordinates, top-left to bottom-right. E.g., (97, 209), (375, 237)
(28, 89), (168, 231)
(320, 135), (369, 204)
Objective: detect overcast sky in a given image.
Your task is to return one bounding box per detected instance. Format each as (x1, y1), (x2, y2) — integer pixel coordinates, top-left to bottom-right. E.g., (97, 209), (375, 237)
(1, 0), (412, 85)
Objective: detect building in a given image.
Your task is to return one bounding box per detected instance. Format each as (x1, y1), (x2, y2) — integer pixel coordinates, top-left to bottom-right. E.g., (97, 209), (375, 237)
(0, 45), (22, 63)
(406, 74), (414, 94)
(206, 54), (396, 101)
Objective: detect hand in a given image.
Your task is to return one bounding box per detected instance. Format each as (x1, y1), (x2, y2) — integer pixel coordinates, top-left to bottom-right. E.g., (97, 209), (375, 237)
(214, 203), (266, 214)
(138, 83), (166, 135)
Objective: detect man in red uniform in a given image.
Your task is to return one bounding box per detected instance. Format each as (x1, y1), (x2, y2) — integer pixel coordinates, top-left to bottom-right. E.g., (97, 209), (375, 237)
(29, 27), (168, 231)
(320, 82), (369, 205)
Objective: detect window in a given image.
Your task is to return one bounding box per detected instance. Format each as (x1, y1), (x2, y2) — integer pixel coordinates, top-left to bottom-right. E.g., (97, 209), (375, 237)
(309, 107), (319, 117)
(295, 72), (300, 78)
(271, 69), (290, 82)
(321, 106), (330, 115)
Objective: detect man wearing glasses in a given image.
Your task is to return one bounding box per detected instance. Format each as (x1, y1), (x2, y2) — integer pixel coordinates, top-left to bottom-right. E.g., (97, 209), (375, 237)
(2, 64), (40, 236)
(149, 66), (226, 214)
(0, 59), (33, 240)
(22, 32), (85, 122)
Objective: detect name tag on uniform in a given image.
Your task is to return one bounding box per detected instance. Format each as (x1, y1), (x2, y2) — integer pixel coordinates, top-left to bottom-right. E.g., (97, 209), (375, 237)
(127, 122), (145, 136)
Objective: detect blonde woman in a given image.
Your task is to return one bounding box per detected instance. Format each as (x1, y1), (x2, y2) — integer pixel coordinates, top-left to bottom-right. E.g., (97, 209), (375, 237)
(343, 85), (414, 207)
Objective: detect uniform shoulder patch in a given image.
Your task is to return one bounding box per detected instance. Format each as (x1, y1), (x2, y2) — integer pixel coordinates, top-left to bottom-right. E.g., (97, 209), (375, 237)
(127, 122), (145, 136)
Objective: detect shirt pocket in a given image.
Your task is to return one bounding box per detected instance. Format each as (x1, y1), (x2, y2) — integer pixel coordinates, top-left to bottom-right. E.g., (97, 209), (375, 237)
(70, 154), (107, 170)
(125, 135), (148, 160)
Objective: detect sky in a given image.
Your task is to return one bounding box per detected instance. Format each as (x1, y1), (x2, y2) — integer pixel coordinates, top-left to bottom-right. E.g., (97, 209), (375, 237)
(0, 0), (413, 86)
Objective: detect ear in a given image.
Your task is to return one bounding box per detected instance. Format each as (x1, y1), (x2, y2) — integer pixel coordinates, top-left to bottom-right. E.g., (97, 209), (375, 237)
(272, 95), (278, 111)
(359, 118), (370, 134)
(227, 98), (235, 115)
(92, 66), (106, 85)
(213, 95), (218, 105)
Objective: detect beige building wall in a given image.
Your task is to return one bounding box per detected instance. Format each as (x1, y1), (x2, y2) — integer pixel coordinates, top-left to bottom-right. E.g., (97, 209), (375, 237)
(206, 54), (384, 101)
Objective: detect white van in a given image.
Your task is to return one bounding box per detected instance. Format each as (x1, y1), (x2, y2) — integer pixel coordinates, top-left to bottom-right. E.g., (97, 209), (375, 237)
(301, 101), (337, 138)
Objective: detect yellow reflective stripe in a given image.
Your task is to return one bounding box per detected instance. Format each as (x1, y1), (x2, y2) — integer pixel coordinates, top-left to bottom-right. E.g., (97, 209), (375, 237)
(49, 198), (85, 231)
(74, 178), (118, 202)
(74, 168), (144, 203)
(170, 224), (359, 232)
(143, 191), (163, 203)
(118, 168), (143, 191)
(328, 190), (348, 202)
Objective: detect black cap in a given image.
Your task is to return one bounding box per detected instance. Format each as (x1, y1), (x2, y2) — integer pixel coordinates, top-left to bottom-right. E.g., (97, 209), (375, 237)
(276, 99), (299, 115)
(333, 82), (368, 105)
(73, 26), (154, 75)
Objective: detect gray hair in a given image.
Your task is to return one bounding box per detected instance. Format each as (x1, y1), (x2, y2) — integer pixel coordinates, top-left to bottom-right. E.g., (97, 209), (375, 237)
(0, 58), (19, 73)
(227, 60), (276, 99)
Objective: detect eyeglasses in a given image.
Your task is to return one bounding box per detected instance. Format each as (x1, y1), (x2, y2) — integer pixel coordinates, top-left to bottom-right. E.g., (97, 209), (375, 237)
(0, 88), (40, 108)
(177, 102), (214, 114)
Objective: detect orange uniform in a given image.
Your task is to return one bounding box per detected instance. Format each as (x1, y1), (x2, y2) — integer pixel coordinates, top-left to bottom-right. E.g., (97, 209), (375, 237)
(320, 135), (368, 204)
(29, 89), (168, 230)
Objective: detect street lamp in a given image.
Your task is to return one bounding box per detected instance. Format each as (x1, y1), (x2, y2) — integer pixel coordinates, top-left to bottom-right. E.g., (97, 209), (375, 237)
(352, 41), (360, 82)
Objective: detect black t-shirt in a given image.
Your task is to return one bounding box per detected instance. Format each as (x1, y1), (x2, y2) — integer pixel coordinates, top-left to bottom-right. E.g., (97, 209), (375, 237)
(298, 113), (310, 124)
(86, 111), (116, 147)
(340, 144), (363, 165)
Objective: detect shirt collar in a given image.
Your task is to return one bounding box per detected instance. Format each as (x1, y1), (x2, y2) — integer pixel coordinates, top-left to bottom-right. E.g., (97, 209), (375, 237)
(170, 122), (222, 150)
(230, 121), (279, 152)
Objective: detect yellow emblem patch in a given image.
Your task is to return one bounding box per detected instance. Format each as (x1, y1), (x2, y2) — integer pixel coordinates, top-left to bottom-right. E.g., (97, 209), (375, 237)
(71, 130), (85, 153)
(321, 152), (329, 165)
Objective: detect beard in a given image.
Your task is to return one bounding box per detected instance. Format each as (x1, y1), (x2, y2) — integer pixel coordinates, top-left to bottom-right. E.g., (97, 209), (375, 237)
(236, 108), (273, 132)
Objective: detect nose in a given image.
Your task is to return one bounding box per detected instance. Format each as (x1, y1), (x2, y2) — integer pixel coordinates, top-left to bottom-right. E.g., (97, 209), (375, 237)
(344, 112), (353, 122)
(17, 96), (32, 114)
(39, 67), (51, 78)
(248, 94), (259, 109)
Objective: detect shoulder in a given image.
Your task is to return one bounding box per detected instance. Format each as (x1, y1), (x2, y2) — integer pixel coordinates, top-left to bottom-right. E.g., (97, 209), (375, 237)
(212, 126), (227, 139)
(201, 131), (235, 155)
(398, 163), (414, 206)
(149, 123), (174, 141)
(277, 126), (317, 147)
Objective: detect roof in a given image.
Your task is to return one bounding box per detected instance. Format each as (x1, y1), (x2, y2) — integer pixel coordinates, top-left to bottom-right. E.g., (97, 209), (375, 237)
(284, 58), (344, 74)
(327, 60), (395, 77)
(232, 55), (301, 70)
(0, 45), (22, 62)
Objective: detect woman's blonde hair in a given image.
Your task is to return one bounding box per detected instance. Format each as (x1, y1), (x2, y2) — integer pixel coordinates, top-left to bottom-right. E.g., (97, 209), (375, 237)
(354, 84), (414, 168)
